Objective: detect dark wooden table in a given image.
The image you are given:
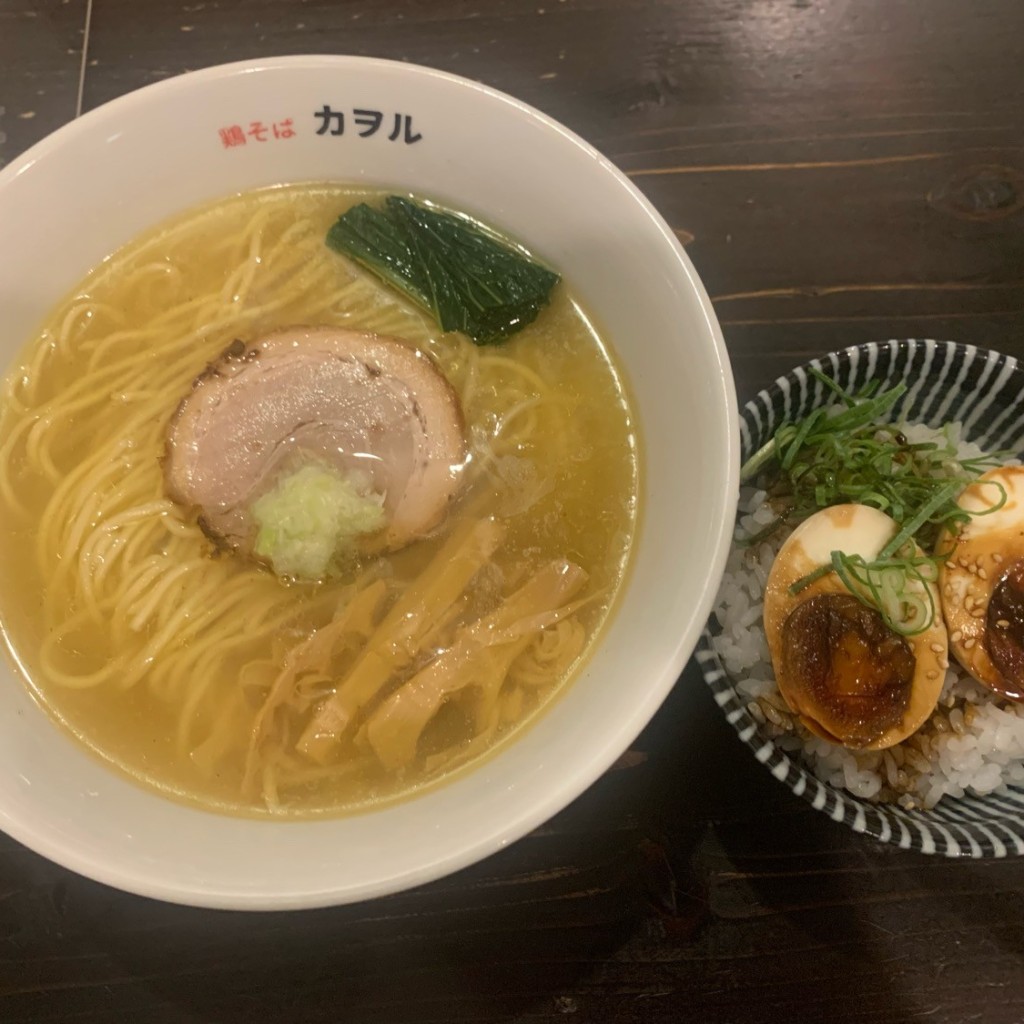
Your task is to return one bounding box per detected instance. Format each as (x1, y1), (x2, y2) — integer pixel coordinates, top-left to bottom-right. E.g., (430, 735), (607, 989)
(3, 2), (1024, 1021)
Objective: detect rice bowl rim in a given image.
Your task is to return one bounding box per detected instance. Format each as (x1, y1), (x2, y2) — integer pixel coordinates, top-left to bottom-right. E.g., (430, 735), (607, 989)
(698, 339), (1024, 858)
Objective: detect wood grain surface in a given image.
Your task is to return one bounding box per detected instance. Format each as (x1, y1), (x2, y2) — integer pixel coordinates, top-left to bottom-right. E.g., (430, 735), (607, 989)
(2, 2), (1024, 1021)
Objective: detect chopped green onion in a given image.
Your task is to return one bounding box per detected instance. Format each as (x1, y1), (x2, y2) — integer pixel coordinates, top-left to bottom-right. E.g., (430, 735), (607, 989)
(828, 548), (940, 637)
(742, 370), (1013, 633)
(877, 480), (964, 561)
(739, 375), (1009, 554)
(788, 563), (833, 595)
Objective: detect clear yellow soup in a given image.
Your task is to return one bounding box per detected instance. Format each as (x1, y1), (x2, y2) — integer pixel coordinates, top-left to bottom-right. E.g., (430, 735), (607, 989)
(0, 185), (639, 817)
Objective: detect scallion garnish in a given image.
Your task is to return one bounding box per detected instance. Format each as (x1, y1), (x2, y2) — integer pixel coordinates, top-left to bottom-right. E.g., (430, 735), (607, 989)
(741, 370), (1008, 552)
(831, 548), (939, 637)
(748, 370), (1010, 634)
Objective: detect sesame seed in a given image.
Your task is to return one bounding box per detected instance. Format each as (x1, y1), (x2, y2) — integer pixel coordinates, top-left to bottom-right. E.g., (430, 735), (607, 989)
(930, 642), (943, 653)
(964, 638), (976, 649)
(978, 568), (988, 580)
(997, 619), (1010, 628)
(927, 670), (939, 680)
(993, 553), (1004, 563)
(946, 560), (957, 570)
(939, 657), (949, 669)
(951, 629), (963, 642)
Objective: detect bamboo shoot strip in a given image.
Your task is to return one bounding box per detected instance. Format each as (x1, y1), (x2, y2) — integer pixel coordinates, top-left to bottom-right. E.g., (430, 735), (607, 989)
(364, 560), (589, 770)
(297, 516), (506, 762)
(243, 578), (390, 794)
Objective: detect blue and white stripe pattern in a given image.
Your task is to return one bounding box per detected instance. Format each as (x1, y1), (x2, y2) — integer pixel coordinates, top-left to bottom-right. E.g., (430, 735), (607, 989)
(699, 340), (1024, 857)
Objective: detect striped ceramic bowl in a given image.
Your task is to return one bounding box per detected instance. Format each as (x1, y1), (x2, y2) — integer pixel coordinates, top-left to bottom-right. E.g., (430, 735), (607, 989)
(697, 339), (1024, 856)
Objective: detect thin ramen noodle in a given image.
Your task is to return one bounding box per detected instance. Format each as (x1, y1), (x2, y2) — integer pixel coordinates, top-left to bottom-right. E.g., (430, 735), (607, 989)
(0, 185), (639, 816)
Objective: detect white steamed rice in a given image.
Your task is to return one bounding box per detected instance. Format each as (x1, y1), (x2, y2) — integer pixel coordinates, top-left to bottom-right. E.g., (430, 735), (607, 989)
(711, 422), (1024, 810)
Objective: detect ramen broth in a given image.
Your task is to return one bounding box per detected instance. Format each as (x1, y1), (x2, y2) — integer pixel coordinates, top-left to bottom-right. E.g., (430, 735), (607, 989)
(0, 185), (639, 816)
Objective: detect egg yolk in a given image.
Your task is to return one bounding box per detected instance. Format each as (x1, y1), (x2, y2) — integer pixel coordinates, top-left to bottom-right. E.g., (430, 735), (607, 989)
(780, 593), (915, 747)
(986, 558), (1024, 689)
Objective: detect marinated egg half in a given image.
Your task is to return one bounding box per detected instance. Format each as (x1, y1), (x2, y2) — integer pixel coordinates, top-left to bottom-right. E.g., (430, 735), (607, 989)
(936, 465), (1024, 701)
(763, 504), (948, 749)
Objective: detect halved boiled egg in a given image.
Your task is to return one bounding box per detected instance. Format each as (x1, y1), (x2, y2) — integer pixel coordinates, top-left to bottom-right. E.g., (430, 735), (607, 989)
(936, 465), (1024, 701)
(764, 504), (947, 749)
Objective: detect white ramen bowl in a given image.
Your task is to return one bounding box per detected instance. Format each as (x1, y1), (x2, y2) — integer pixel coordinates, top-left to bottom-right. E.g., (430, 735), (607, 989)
(0, 56), (737, 909)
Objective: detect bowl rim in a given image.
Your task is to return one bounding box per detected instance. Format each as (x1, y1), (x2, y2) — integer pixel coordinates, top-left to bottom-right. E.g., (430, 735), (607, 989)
(699, 338), (1024, 859)
(0, 54), (739, 907)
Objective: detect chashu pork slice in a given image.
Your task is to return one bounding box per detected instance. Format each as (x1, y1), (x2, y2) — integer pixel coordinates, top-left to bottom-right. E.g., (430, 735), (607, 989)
(164, 326), (466, 561)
